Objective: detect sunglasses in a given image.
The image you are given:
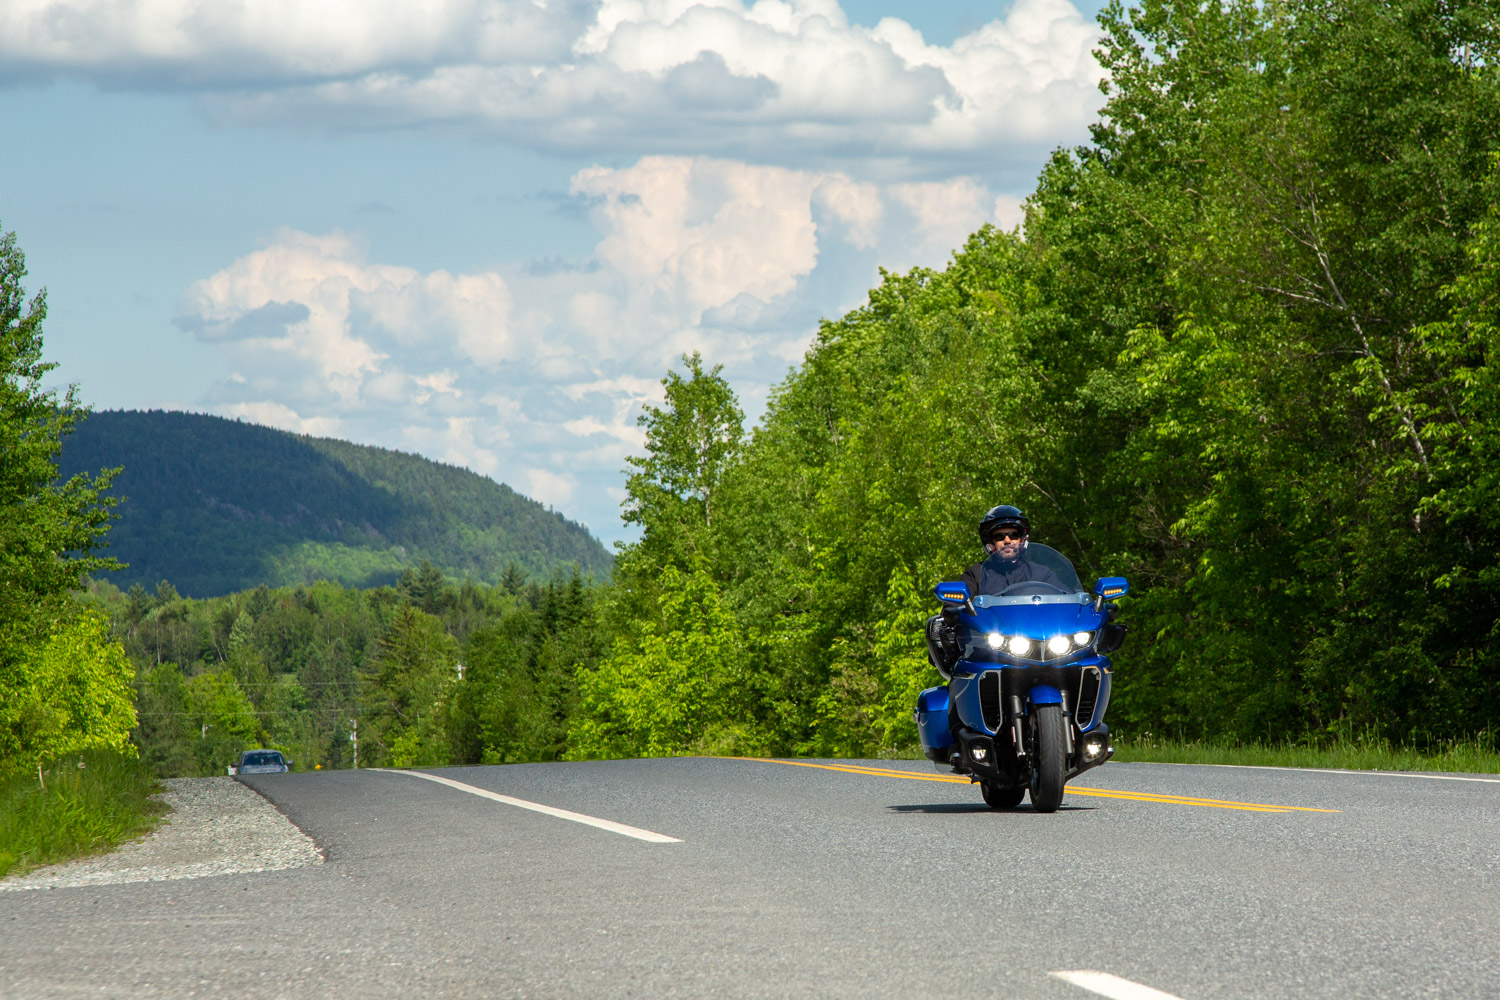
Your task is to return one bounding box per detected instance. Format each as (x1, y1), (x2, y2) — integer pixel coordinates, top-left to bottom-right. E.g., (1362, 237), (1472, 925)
(990, 529), (1025, 542)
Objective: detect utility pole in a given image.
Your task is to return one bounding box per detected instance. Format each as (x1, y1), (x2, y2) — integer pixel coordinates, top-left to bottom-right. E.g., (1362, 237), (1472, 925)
(349, 718), (358, 769)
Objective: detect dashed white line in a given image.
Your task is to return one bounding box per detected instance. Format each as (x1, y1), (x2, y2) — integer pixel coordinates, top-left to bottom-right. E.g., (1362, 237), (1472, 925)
(370, 768), (682, 843)
(1052, 970), (1189, 1000)
(1139, 762), (1500, 784)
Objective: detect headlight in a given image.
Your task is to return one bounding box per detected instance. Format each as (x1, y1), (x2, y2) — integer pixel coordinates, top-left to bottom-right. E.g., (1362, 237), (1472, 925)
(986, 632), (1005, 649)
(1073, 631), (1093, 647)
(1007, 635), (1032, 656)
(1047, 635), (1071, 655)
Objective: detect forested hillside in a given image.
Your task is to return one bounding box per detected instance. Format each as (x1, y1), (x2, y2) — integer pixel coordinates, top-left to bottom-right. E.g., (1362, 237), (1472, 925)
(58, 410), (612, 596)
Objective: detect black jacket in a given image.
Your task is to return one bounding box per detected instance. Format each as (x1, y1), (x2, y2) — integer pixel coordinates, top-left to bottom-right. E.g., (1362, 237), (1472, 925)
(961, 552), (1067, 597)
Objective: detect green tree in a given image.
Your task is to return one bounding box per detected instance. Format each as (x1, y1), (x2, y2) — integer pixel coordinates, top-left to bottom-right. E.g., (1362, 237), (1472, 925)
(0, 610), (137, 773)
(622, 352), (744, 564)
(569, 560), (767, 759)
(360, 604), (458, 766)
(184, 670), (261, 774)
(0, 225), (123, 772)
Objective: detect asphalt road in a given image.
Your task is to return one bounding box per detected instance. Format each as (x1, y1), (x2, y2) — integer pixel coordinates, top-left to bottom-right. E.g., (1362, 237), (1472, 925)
(3, 756), (1497, 999)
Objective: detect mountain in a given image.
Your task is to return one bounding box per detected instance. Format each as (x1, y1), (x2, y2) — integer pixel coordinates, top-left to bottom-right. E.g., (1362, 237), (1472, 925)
(56, 410), (612, 597)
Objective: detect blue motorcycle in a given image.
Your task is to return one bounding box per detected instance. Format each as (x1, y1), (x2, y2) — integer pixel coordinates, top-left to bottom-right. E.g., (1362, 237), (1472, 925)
(914, 544), (1127, 813)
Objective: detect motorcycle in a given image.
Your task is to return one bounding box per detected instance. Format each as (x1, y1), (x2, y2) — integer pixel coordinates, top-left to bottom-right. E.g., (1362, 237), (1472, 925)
(914, 543), (1127, 813)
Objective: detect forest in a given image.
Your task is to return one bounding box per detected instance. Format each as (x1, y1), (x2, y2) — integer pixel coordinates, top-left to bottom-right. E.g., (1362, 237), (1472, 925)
(5, 0), (1500, 778)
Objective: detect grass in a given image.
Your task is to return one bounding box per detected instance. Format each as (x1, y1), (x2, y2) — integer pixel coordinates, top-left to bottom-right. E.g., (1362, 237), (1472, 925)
(0, 749), (169, 881)
(878, 731), (1500, 774)
(1111, 732), (1500, 774)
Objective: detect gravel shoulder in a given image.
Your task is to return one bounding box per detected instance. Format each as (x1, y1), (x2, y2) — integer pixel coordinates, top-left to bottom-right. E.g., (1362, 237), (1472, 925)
(0, 775), (323, 892)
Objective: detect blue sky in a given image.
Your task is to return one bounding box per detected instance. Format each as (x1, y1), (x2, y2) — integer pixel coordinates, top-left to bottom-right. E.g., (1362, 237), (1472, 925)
(2, 0), (1112, 544)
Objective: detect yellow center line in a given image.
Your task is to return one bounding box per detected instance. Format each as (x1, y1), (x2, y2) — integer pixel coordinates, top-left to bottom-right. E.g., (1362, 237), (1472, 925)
(741, 758), (1341, 814)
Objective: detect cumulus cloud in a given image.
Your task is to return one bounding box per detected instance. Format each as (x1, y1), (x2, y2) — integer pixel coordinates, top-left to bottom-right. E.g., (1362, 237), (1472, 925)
(4, 0), (1105, 172)
(176, 154), (1019, 539)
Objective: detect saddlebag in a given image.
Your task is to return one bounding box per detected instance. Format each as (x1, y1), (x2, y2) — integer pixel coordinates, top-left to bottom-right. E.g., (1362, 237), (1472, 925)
(914, 686), (953, 761)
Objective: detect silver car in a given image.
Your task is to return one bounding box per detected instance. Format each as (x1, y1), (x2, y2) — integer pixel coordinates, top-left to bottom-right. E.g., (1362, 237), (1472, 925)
(229, 749), (293, 775)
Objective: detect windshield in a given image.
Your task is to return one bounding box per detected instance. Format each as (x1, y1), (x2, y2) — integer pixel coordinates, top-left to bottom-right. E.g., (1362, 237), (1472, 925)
(242, 752), (282, 766)
(971, 542), (1083, 597)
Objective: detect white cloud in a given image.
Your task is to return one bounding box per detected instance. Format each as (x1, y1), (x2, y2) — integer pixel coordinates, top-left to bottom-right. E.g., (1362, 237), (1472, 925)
(4, 0), (1104, 172)
(217, 400), (346, 438)
(888, 177), (997, 264)
(524, 467), (578, 508)
(177, 154), (1018, 540)
(573, 156), (823, 313)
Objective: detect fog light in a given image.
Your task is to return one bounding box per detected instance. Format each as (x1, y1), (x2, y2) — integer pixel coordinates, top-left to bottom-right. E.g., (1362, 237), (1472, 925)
(1047, 635), (1071, 655)
(970, 743), (990, 762)
(1083, 739), (1105, 761)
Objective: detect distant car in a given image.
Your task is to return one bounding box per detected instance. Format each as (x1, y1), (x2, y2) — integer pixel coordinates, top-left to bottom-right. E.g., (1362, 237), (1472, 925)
(229, 750), (293, 775)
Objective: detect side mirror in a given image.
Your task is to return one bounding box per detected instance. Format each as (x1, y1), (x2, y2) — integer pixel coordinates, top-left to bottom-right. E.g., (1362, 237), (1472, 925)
(1093, 576), (1129, 612)
(934, 581), (973, 613)
(285, 760), (295, 769)
(1094, 577), (1129, 600)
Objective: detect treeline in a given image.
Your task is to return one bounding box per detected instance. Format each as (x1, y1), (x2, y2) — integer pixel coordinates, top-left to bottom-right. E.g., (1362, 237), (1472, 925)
(89, 566), (600, 776)
(567, 0), (1500, 756)
(57, 410), (612, 597)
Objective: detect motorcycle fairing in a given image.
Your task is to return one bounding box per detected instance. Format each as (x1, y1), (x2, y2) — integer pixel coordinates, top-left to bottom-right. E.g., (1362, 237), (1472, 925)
(950, 654), (1114, 736)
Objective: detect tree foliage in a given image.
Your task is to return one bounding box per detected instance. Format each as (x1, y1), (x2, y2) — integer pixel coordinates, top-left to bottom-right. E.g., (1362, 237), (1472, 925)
(0, 226), (129, 774)
(565, 0), (1500, 753)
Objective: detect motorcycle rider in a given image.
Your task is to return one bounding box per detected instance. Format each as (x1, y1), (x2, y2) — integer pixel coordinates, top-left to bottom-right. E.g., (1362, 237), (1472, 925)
(961, 504), (1066, 596)
(924, 505), (1065, 679)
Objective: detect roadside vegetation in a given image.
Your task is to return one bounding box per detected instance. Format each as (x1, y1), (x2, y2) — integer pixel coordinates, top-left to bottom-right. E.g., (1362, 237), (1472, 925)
(1113, 734), (1500, 775)
(0, 749), (166, 880)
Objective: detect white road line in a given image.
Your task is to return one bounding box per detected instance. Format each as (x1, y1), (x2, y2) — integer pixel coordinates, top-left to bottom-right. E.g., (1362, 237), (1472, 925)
(1052, 970), (1188, 1000)
(370, 768), (682, 843)
(1140, 762), (1500, 784)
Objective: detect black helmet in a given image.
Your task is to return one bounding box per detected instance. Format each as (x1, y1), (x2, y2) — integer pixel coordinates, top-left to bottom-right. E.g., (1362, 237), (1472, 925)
(978, 504), (1029, 543)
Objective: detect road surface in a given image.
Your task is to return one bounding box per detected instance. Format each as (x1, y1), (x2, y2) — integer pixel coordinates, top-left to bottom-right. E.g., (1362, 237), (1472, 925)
(2, 757), (1496, 999)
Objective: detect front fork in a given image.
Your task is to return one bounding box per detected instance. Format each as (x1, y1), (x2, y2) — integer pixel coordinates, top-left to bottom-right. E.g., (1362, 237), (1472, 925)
(1005, 692), (1075, 762)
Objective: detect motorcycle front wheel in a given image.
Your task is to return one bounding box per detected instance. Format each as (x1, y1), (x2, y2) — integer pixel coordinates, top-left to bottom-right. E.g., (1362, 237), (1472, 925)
(980, 782), (1025, 809)
(1029, 703), (1067, 813)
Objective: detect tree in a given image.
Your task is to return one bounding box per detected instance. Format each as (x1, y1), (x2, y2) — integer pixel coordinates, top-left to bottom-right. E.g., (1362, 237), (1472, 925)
(360, 604), (458, 766)
(0, 611), (137, 773)
(622, 352), (744, 563)
(0, 225), (124, 772)
(568, 559), (767, 759)
(0, 227), (120, 632)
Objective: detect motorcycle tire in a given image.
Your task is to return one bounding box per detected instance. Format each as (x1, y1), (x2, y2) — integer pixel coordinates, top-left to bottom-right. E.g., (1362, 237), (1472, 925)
(1029, 704), (1067, 813)
(980, 783), (1025, 809)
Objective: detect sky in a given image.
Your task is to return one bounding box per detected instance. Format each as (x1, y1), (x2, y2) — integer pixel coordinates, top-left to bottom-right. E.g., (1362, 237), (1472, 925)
(2, 0), (1113, 546)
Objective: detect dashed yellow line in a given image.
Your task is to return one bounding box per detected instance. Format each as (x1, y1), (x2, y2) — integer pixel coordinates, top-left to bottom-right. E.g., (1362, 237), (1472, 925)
(745, 758), (1340, 814)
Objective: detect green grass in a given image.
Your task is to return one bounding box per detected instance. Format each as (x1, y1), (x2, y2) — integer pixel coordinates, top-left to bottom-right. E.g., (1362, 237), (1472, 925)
(877, 731), (1500, 774)
(1111, 732), (1500, 774)
(0, 749), (169, 881)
